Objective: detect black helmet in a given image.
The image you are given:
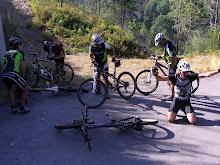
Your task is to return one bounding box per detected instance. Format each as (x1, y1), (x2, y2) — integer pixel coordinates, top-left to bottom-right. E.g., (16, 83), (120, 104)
(44, 41), (51, 52)
(9, 37), (22, 49)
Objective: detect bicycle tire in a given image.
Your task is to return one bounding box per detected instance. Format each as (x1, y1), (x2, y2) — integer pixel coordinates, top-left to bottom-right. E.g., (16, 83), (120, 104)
(191, 78), (199, 94)
(117, 72), (136, 99)
(54, 122), (81, 129)
(136, 69), (159, 96)
(26, 64), (39, 87)
(55, 63), (74, 85)
(77, 78), (108, 108)
(141, 119), (158, 125)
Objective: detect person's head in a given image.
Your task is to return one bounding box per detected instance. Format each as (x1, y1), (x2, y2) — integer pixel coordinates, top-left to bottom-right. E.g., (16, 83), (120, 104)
(91, 33), (103, 45)
(43, 41), (52, 52)
(9, 37), (22, 50)
(177, 61), (191, 79)
(155, 33), (166, 46)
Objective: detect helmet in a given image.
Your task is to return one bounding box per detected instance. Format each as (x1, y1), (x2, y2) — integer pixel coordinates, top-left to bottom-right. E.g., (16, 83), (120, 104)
(155, 33), (165, 46)
(177, 61), (191, 72)
(91, 33), (102, 44)
(44, 41), (51, 52)
(9, 37), (22, 49)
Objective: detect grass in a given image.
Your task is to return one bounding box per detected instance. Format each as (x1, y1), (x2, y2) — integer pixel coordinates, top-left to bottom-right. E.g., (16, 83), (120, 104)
(66, 53), (220, 85)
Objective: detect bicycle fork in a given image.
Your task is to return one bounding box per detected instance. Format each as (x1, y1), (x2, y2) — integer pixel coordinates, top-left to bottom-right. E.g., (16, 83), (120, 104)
(92, 69), (98, 94)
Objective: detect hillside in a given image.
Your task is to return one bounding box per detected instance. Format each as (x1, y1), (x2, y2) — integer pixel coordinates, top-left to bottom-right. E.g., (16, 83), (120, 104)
(0, 0), (45, 59)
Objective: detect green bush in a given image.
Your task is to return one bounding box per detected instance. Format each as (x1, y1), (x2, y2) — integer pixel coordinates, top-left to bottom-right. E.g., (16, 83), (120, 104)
(29, 0), (139, 57)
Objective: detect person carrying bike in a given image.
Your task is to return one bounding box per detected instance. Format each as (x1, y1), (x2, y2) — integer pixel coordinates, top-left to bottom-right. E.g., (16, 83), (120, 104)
(89, 33), (115, 98)
(1, 37), (29, 114)
(152, 61), (220, 124)
(155, 33), (178, 101)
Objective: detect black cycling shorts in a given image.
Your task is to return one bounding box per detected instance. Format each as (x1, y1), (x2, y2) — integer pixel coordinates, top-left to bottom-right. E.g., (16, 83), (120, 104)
(2, 72), (27, 89)
(168, 64), (177, 75)
(169, 97), (195, 114)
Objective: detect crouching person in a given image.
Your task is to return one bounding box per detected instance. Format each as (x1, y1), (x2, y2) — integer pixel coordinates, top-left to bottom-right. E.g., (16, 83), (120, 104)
(152, 61), (220, 124)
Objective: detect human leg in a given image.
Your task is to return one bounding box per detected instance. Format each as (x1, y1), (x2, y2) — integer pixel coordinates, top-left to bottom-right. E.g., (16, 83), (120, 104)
(184, 101), (196, 124)
(167, 111), (177, 123)
(167, 98), (180, 123)
(186, 113), (196, 124)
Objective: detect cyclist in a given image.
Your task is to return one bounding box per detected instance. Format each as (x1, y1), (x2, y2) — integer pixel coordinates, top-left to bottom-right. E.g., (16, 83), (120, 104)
(43, 41), (65, 67)
(89, 33), (115, 98)
(1, 37), (29, 114)
(155, 33), (178, 101)
(152, 61), (220, 124)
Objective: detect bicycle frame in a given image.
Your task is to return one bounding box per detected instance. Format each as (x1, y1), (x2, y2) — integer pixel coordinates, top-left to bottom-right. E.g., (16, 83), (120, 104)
(31, 53), (57, 83)
(154, 60), (168, 76)
(93, 61), (119, 91)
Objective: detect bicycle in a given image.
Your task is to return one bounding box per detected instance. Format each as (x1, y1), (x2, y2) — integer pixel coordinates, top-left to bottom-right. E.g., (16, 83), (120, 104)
(135, 55), (199, 96)
(29, 86), (77, 93)
(77, 59), (136, 108)
(26, 52), (74, 87)
(54, 105), (158, 151)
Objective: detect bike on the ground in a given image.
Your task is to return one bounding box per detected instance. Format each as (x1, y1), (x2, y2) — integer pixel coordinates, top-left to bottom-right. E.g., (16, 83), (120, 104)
(26, 53), (74, 87)
(29, 86), (77, 93)
(54, 105), (158, 151)
(77, 59), (136, 108)
(135, 55), (199, 96)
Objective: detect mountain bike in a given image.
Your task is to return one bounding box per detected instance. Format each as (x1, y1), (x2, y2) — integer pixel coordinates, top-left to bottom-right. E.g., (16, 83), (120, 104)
(26, 53), (74, 87)
(29, 86), (77, 93)
(136, 55), (199, 96)
(54, 106), (158, 151)
(77, 59), (136, 108)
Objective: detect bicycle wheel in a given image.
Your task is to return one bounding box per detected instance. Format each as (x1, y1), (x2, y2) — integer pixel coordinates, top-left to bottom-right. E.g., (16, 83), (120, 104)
(26, 65), (39, 87)
(117, 72), (136, 99)
(77, 78), (108, 108)
(55, 63), (74, 85)
(136, 69), (159, 96)
(191, 78), (199, 94)
(54, 122), (81, 129)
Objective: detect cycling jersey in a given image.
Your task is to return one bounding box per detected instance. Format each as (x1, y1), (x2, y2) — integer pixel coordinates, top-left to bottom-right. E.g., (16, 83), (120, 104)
(164, 41), (177, 65)
(51, 42), (65, 63)
(52, 42), (64, 57)
(169, 72), (198, 100)
(89, 42), (111, 66)
(1, 49), (25, 74)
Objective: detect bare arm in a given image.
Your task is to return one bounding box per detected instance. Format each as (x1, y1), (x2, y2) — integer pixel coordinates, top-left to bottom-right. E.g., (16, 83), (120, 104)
(110, 46), (115, 56)
(154, 75), (169, 81)
(90, 54), (94, 62)
(20, 61), (26, 79)
(55, 51), (65, 60)
(198, 70), (219, 79)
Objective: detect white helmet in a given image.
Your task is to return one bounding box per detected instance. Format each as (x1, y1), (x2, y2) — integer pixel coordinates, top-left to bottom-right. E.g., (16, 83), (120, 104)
(177, 61), (191, 72)
(91, 33), (102, 44)
(155, 33), (165, 46)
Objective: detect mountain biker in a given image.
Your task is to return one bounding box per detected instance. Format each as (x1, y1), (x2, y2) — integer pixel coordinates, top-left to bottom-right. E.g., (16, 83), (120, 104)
(1, 37), (29, 114)
(152, 61), (220, 124)
(43, 41), (65, 67)
(155, 33), (178, 101)
(89, 33), (115, 98)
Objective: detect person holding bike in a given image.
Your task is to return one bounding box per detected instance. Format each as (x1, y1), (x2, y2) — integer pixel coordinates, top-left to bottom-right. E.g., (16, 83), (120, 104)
(152, 61), (220, 124)
(44, 41), (65, 67)
(89, 33), (115, 98)
(1, 37), (29, 114)
(155, 33), (178, 101)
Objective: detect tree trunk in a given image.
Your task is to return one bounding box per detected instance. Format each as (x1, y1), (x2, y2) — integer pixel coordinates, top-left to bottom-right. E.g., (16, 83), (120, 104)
(176, 0), (182, 53)
(215, 0), (219, 30)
